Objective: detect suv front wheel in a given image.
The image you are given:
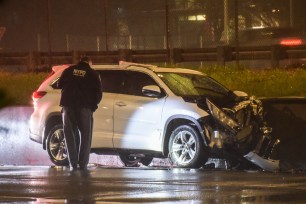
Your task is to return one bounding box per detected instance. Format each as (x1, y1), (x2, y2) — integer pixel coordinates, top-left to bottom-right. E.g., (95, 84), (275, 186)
(119, 154), (154, 167)
(169, 125), (208, 168)
(46, 124), (69, 166)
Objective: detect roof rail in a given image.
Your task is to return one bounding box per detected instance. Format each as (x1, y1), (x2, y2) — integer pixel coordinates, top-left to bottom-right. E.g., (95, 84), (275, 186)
(119, 61), (157, 70)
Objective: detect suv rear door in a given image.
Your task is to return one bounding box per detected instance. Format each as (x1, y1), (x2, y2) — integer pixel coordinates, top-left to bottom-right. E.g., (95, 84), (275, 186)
(92, 70), (125, 148)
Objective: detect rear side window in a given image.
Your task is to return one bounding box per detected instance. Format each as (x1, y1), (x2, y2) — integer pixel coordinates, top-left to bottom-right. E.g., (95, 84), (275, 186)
(47, 71), (61, 89)
(98, 70), (125, 94)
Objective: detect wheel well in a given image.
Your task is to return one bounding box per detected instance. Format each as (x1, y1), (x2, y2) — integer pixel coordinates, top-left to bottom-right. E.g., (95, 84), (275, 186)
(43, 114), (62, 150)
(162, 118), (204, 157)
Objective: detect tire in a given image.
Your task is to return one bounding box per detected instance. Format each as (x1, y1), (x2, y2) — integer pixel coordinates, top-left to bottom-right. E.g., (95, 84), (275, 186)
(119, 154), (141, 167)
(140, 156), (153, 166)
(46, 124), (69, 166)
(169, 125), (208, 168)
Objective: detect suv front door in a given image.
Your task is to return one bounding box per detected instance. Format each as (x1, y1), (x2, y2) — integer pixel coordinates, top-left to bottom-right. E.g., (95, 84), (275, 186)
(113, 71), (166, 151)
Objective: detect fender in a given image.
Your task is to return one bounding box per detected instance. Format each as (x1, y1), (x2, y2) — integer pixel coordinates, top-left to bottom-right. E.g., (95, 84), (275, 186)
(161, 114), (208, 156)
(43, 112), (62, 150)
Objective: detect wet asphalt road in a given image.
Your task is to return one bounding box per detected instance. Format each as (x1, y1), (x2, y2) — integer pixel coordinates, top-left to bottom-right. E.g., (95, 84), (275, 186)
(1, 165), (306, 203)
(1, 106), (306, 203)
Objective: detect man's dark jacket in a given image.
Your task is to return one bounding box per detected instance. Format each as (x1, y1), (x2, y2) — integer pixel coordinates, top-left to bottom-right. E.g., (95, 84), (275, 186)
(57, 61), (102, 111)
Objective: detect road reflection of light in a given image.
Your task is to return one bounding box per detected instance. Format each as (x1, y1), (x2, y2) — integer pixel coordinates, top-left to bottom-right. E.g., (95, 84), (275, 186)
(0, 107), (53, 165)
(27, 166), (89, 202)
(105, 168), (203, 203)
(34, 198), (67, 203)
(172, 168), (197, 174)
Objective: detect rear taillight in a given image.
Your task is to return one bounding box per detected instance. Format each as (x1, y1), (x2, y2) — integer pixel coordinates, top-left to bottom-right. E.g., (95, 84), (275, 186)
(280, 38), (302, 46)
(32, 91), (47, 102)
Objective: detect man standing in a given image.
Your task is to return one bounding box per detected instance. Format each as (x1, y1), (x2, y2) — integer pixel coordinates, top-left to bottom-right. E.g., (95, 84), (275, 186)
(57, 56), (102, 170)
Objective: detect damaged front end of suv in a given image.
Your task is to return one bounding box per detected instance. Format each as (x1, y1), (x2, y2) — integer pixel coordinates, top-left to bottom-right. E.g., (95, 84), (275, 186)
(198, 93), (280, 171)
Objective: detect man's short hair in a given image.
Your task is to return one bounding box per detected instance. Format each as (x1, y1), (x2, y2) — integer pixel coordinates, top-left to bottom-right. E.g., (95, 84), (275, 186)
(80, 56), (91, 63)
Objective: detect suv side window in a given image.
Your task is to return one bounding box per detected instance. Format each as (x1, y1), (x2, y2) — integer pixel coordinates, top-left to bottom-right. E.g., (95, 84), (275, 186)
(125, 71), (158, 96)
(98, 70), (125, 94)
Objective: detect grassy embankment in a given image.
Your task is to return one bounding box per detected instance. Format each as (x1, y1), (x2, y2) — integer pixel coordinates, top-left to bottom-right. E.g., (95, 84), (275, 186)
(0, 72), (48, 107)
(0, 65), (306, 107)
(197, 65), (306, 97)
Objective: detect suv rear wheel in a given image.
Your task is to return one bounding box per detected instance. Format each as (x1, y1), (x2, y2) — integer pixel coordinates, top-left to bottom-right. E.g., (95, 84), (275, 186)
(46, 124), (69, 166)
(169, 125), (208, 168)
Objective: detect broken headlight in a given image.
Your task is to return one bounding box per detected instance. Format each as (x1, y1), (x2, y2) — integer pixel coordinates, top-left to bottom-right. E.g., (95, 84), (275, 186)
(206, 99), (240, 131)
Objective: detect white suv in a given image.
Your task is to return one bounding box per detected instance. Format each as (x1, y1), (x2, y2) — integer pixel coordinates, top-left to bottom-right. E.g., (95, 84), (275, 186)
(29, 61), (246, 168)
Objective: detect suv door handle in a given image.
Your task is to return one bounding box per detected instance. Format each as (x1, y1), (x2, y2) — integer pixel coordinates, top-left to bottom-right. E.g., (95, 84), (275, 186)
(115, 101), (127, 107)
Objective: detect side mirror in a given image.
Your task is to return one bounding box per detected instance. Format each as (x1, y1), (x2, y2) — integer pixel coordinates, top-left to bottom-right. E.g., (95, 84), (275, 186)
(142, 85), (162, 98)
(233, 90), (248, 97)
(232, 90), (249, 101)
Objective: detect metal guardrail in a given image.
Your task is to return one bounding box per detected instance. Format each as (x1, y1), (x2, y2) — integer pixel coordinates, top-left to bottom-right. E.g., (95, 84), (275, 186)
(1, 45), (306, 71)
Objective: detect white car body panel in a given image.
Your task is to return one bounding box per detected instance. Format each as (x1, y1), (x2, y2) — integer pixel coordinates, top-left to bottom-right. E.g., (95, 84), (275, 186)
(91, 92), (116, 148)
(29, 88), (62, 143)
(113, 94), (166, 151)
(161, 96), (209, 123)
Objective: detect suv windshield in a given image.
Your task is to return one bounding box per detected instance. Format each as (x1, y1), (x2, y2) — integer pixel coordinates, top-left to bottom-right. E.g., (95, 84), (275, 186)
(157, 72), (229, 98)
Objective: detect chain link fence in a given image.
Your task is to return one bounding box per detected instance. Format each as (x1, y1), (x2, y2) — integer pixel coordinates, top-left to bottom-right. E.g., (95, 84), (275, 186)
(0, 0), (304, 53)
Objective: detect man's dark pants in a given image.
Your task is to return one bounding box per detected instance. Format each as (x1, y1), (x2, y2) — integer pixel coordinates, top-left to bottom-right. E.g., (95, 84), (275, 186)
(62, 107), (93, 169)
